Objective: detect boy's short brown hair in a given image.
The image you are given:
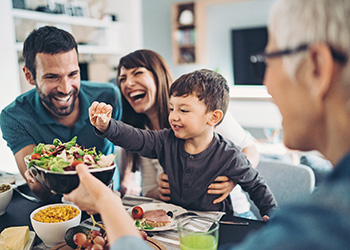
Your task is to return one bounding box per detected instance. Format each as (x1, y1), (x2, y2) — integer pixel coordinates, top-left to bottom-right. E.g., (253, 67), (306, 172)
(170, 69), (230, 125)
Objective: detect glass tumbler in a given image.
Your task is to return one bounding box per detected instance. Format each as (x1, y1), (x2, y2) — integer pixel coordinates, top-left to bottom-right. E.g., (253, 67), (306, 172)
(177, 216), (219, 250)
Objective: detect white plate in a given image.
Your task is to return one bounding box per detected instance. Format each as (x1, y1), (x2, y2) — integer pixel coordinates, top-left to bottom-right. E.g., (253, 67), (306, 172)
(25, 231), (35, 250)
(128, 203), (187, 231)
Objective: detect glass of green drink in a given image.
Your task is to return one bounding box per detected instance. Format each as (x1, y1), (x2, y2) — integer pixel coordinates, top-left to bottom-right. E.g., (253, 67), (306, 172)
(177, 216), (219, 250)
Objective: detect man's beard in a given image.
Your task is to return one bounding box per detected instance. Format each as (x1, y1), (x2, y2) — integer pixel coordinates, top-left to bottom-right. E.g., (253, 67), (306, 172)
(36, 82), (78, 117)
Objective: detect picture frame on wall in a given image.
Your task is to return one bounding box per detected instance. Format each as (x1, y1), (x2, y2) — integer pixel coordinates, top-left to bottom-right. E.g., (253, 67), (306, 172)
(48, 0), (89, 17)
(69, 1), (90, 17)
(48, 0), (67, 14)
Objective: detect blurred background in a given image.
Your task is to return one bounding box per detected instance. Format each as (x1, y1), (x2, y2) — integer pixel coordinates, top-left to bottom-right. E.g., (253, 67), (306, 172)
(0, 0), (282, 173)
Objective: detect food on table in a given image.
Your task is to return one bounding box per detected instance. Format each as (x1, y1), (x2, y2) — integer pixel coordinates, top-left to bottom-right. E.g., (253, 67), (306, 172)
(143, 209), (171, 227)
(73, 230), (107, 249)
(33, 205), (80, 223)
(65, 225), (90, 249)
(65, 219), (109, 250)
(27, 136), (116, 173)
(131, 206), (144, 219)
(132, 207), (171, 229)
(0, 184), (11, 193)
(0, 226), (29, 250)
(68, 225), (148, 249)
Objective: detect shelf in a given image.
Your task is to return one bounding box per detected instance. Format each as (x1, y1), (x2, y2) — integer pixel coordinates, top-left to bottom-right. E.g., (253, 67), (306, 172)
(172, 1), (205, 65)
(12, 8), (124, 56)
(15, 42), (123, 55)
(12, 9), (123, 29)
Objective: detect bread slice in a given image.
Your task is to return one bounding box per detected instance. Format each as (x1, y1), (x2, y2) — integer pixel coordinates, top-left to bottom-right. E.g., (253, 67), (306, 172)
(143, 209), (171, 227)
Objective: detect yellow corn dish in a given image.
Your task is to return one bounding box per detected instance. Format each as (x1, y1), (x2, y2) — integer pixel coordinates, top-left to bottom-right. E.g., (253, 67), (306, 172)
(0, 184), (11, 193)
(33, 205), (80, 223)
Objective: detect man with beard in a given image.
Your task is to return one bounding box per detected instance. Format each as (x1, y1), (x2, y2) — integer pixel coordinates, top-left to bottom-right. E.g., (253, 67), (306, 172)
(0, 26), (122, 200)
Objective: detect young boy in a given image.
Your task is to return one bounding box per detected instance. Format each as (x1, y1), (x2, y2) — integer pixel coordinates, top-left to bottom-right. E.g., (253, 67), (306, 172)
(89, 69), (277, 217)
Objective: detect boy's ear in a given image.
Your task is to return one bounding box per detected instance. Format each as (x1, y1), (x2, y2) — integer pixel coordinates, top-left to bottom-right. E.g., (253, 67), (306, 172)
(208, 109), (223, 126)
(23, 66), (35, 85)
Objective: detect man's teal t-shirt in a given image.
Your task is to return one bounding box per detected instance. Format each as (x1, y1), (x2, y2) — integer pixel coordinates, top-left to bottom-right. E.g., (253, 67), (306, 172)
(0, 81), (122, 190)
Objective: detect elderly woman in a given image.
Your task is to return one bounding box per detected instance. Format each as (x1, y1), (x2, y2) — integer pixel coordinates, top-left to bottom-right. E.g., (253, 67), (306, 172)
(65, 0), (350, 249)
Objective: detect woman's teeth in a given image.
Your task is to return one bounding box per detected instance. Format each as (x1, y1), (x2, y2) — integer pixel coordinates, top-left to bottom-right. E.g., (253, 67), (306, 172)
(129, 90), (146, 100)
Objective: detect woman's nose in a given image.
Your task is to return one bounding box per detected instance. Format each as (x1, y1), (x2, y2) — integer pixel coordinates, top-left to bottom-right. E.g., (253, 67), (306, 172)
(125, 78), (135, 87)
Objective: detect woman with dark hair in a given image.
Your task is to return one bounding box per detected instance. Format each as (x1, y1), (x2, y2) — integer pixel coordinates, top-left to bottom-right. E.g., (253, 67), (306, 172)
(115, 49), (172, 198)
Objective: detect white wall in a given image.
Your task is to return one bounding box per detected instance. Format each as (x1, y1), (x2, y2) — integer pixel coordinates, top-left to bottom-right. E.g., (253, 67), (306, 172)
(206, 0), (276, 87)
(0, 0), (21, 173)
(108, 0), (143, 52)
(142, 0), (281, 129)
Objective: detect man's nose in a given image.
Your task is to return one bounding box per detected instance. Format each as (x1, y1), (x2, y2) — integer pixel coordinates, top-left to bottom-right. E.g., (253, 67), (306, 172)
(57, 77), (73, 94)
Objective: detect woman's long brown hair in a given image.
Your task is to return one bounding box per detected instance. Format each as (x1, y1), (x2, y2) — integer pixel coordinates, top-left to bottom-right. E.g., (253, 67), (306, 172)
(115, 49), (173, 175)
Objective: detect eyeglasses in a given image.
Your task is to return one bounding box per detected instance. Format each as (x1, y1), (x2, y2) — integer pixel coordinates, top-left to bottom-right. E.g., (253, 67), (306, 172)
(250, 43), (348, 81)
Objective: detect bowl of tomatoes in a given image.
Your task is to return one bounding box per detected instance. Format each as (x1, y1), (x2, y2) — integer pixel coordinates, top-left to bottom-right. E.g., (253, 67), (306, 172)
(25, 137), (116, 194)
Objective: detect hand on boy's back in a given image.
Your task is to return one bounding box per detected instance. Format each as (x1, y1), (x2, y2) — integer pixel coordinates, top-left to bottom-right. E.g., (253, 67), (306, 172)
(207, 176), (235, 204)
(89, 101), (113, 133)
(158, 173), (171, 201)
(158, 173), (235, 204)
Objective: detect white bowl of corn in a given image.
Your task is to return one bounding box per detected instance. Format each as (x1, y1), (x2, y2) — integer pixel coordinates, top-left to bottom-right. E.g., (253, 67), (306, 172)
(30, 203), (81, 247)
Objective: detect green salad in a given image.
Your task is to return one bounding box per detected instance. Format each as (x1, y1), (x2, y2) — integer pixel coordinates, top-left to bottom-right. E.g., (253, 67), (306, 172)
(27, 136), (116, 173)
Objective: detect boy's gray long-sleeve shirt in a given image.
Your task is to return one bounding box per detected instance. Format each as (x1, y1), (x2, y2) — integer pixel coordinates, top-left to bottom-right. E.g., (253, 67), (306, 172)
(99, 120), (277, 216)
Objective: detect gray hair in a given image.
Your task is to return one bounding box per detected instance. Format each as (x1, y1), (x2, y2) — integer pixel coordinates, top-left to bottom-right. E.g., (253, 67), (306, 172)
(269, 0), (350, 85)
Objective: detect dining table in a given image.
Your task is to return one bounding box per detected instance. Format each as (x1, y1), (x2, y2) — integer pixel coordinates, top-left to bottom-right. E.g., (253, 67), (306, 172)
(0, 184), (266, 249)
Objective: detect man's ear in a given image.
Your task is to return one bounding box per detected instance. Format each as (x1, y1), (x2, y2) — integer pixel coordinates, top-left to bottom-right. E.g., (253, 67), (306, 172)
(23, 66), (35, 86)
(208, 109), (223, 126)
(308, 43), (334, 99)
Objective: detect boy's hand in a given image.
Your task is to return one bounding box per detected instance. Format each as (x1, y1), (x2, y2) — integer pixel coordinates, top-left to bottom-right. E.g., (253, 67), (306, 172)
(89, 101), (113, 133)
(262, 215), (270, 221)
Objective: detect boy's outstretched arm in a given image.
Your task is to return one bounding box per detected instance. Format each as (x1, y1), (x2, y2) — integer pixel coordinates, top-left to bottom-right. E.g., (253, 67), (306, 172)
(89, 101), (113, 133)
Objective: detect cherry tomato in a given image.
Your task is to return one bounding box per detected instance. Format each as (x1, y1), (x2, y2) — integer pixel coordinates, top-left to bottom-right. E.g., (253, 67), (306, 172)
(132, 206), (144, 219)
(30, 153), (41, 160)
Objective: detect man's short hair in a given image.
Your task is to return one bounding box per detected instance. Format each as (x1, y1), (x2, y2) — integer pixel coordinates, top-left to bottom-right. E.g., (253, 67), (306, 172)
(22, 26), (78, 80)
(170, 69), (230, 125)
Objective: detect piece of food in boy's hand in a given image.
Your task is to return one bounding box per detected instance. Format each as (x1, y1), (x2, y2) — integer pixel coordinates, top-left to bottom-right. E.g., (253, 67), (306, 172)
(132, 206), (144, 219)
(92, 110), (111, 123)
